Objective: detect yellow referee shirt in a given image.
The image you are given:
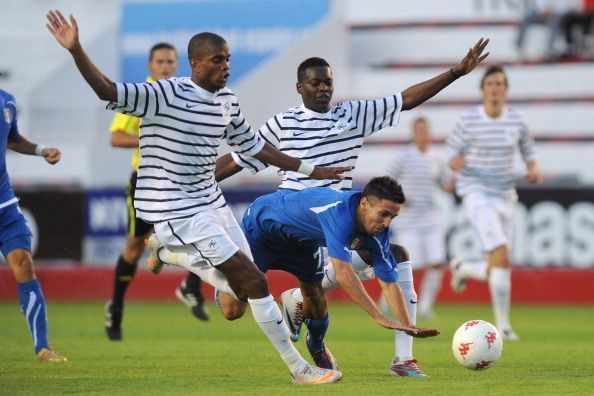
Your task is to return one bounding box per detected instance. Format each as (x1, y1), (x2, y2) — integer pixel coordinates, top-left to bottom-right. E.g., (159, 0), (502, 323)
(109, 77), (154, 171)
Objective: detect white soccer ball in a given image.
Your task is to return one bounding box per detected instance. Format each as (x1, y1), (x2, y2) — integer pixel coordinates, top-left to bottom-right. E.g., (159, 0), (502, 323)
(452, 320), (503, 370)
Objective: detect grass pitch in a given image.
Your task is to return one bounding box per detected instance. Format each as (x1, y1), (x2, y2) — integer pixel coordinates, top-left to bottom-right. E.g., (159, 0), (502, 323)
(1, 301), (593, 395)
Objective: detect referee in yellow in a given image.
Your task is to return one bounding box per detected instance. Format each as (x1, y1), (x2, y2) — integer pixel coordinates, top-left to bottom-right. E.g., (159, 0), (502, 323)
(105, 42), (208, 341)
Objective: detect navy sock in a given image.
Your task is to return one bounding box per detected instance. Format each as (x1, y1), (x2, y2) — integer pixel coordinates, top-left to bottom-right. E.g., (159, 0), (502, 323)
(112, 255), (137, 308)
(18, 279), (49, 354)
(305, 314), (329, 353)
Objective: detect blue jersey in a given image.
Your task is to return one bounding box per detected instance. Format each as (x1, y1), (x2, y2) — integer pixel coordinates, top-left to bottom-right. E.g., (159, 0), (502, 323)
(0, 89), (19, 207)
(246, 188), (399, 282)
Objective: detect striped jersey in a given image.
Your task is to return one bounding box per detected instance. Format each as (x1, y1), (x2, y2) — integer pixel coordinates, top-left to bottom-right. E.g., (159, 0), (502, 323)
(108, 77), (154, 171)
(232, 93), (403, 191)
(386, 145), (449, 228)
(447, 105), (536, 199)
(108, 77), (264, 223)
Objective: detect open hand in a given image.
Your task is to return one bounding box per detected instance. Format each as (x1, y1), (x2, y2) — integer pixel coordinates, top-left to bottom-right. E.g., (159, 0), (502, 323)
(409, 326), (440, 338)
(310, 166), (353, 180)
(449, 155), (466, 171)
(42, 148), (61, 165)
(452, 37), (490, 77)
(46, 10), (79, 51)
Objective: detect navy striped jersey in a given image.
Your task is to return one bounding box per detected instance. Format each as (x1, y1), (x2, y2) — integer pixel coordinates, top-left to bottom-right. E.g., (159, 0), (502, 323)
(108, 77), (264, 223)
(0, 89), (19, 209)
(386, 145), (449, 228)
(447, 105), (536, 199)
(232, 93), (403, 191)
(244, 188), (399, 282)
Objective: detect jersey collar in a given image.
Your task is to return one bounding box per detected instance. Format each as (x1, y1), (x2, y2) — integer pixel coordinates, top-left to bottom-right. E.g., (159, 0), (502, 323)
(300, 103), (332, 117)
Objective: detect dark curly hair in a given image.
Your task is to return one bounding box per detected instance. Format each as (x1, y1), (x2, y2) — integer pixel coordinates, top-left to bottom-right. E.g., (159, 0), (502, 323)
(361, 176), (405, 204)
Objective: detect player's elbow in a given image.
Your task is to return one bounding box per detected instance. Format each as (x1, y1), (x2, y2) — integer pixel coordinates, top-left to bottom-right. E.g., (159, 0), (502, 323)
(390, 244), (410, 263)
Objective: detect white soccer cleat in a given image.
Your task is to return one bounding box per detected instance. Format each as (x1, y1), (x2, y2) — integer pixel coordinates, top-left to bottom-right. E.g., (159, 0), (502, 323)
(449, 257), (468, 293)
(291, 364), (342, 384)
(145, 233), (166, 274)
(280, 288), (304, 342)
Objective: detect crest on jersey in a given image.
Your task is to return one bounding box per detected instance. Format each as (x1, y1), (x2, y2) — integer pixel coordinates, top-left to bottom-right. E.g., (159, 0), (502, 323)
(221, 102), (232, 124)
(349, 235), (362, 250)
(3, 107), (12, 124)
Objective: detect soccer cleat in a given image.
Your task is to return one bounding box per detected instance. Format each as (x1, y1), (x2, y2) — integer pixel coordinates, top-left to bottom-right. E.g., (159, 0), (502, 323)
(449, 257), (468, 293)
(307, 340), (339, 371)
(145, 233), (165, 275)
(214, 288), (221, 307)
(389, 358), (429, 378)
(280, 289), (304, 342)
(105, 300), (123, 341)
(176, 280), (210, 321)
(291, 364), (342, 384)
(501, 328), (520, 341)
(36, 348), (68, 362)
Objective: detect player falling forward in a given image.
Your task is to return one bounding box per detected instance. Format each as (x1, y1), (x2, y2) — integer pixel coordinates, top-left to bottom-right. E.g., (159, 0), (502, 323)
(47, 9), (350, 383)
(381, 117), (454, 320)
(0, 88), (66, 362)
(447, 65), (542, 341)
(105, 42), (208, 342)
(213, 39), (489, 377)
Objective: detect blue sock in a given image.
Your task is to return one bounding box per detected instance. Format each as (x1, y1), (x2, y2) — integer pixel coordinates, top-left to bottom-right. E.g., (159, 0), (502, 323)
(305, 314), (329, 354)
(17, 279), (49, 354)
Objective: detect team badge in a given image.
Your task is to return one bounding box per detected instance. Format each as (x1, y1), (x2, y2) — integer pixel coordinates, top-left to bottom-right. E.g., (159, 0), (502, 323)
(349, 235), (362, 250)
(221, 102), (232, 124)
(3, 107), (12, 124)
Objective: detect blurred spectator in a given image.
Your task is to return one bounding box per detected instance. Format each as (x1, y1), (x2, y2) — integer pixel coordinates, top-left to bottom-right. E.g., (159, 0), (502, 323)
(560, 0), (594, 57)
(515, 0), (581, 59)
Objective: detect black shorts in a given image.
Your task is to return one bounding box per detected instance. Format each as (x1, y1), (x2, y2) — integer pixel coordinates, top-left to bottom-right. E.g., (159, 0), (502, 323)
(126, 171), (152, 238)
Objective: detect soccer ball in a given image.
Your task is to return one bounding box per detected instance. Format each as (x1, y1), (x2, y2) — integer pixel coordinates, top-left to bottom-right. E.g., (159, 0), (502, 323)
(452, 320), (503, 370)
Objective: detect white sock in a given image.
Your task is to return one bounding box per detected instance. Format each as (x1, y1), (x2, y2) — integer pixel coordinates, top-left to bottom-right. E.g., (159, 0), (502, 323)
(158, 248), (189, 267)
(459, 261), (488, 281)
(395, 261), (416, 362)
(418, 267), (444, 316)
(248, 295), (308, 376)
(488, 267), (512, 330)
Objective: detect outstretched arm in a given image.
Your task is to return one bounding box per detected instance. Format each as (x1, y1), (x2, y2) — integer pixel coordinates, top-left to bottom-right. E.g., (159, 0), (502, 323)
(331, 257), (417, 334)
(46, 10), (116, 102)
(215, 153), (244, 182)
(8, 135), (61, 165)
(401, 38), (489, 110)
(253, 142), (351, 181)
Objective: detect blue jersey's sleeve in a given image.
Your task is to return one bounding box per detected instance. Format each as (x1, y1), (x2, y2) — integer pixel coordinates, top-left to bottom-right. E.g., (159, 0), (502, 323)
(364, 231), (399, 283)
(315, 203), (352, 263)
(6, 95), (20, 140)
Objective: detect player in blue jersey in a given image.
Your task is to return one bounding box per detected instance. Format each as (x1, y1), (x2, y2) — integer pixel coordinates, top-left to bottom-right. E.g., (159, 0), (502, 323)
(173, 177), (439, 372)
(0, 89), (66, 362)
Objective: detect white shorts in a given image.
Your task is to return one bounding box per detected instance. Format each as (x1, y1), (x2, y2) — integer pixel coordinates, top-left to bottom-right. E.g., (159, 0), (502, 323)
(153, 206), (253, 298)
(393, 225), (446, 269)
(462, 192), (515, 253)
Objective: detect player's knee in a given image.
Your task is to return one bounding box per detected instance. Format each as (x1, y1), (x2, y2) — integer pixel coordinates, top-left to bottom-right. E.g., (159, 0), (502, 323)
(124, 239), (145, 262)
(7, 249), (35, 281)
(390, 244), (410, 263)
(220, 303), (247, 321)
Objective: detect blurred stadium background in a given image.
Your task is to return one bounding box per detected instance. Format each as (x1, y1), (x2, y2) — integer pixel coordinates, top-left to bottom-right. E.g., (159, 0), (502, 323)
(1, 0), (593, 304)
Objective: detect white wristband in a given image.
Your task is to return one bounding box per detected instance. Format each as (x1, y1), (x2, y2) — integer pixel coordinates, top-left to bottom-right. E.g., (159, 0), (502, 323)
(34, 144), (46, 156)
(297, 161), (315, 176)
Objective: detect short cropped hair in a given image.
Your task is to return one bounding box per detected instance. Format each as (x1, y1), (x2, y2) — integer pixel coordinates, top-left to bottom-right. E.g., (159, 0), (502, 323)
(480, 65), (508, 88)
(187, 32), (227, 62)
(297, 57), (330, 82)
(361, 176), (405, 204)
(149, 42), (177, 61)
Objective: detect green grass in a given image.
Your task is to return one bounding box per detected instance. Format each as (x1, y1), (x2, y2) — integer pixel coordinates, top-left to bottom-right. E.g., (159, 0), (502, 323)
(1, 302), (593, 395)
